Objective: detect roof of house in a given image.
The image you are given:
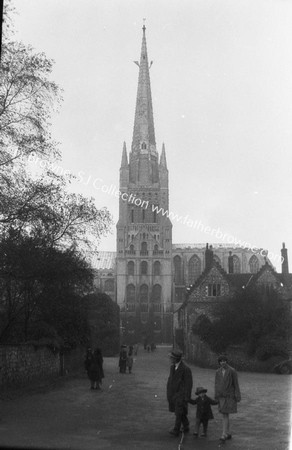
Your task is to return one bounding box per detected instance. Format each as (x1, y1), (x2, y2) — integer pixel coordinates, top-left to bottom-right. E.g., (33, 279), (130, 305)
(85, 251), (116, 270)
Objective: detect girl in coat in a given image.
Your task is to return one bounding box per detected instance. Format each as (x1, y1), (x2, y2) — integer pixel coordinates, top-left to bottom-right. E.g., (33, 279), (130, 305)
(215, 355), (241, 443)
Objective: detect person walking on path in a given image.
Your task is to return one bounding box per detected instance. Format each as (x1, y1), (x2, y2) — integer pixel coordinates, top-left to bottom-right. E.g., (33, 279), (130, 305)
(119, 344), (127, 374)
(87, 348), (104, 390)
(166, 349), (193, 437)
(189, 386), (218, 438)
(126, 346), (134, 374)
(215, 355), (241, 443)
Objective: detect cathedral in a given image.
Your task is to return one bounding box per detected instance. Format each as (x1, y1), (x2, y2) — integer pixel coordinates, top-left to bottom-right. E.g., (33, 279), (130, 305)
(93, 26), (287, 344)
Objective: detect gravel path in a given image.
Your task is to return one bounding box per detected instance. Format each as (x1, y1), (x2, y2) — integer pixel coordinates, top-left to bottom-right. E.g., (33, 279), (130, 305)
(0, 345), (291, 449)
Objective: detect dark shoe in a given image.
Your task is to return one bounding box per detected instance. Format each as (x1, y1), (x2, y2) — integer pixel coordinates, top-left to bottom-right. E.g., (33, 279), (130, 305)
(169, 430), (179, 437)
(226, 434), (232, 440)
(201, 433), (206, 437)
(219, 436), (226, 443)
(193, 433), (198, 438)
(183, 428), (190, 433)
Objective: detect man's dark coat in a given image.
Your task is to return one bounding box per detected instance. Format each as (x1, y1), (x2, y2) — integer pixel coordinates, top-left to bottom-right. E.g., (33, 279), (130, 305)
(167, 361), (193, 413)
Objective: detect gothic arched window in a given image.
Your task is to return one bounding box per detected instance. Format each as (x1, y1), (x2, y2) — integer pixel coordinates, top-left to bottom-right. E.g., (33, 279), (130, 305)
(141, 142), (146, 149)
(129, 244), (135, 255)
(233, 255), (241, 273)
(141, 242), (147, 255)
(249, 255), (259, 273)
(126, 284), (135, 303)
(174, 255), (183, 284)
(152, 284), (161, 302)
(188, 255), (201, 285)
(141, 261), (148, 275)
(140, 284), (148, 303)
(153, 261), (161, 276)
(127, 261), (134, 275)
(104, 279), (114, 291)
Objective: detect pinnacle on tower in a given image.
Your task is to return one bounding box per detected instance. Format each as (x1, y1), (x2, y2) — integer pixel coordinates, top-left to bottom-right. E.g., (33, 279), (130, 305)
(160, 143), (167, 168)
(121, 142), (128, 167)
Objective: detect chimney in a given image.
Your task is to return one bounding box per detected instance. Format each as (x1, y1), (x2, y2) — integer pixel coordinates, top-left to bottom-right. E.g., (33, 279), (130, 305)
(205, 243), (214, 271)
(228, 251), (234, 274)
(281, 242), (289, 274)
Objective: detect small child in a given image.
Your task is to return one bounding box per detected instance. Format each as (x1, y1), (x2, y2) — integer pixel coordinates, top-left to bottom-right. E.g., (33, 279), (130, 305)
(189, 386), (218, 438)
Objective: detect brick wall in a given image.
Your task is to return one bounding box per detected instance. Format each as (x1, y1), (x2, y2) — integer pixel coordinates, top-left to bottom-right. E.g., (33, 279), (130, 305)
(0, 344), (60, 387)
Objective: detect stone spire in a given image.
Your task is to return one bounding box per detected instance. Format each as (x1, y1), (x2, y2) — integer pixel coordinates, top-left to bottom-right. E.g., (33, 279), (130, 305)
(131, 24), (156, 154)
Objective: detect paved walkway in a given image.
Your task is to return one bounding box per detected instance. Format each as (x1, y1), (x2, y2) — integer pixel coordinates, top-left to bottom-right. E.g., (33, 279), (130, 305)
(0, 345), (291, 450)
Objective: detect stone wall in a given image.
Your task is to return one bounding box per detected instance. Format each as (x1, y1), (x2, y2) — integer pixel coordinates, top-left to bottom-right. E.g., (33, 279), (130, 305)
(0, 344), (60, 387)
(186, 334), (284, 373)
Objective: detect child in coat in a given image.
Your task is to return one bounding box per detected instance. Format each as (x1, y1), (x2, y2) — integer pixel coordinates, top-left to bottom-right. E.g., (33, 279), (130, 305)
(189, 386), (218, 437)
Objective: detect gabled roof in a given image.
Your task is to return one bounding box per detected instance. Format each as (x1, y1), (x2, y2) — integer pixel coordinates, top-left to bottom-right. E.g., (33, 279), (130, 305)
(225, 274), (253, 289)
(188, 260), (229, 295)
(249, 261), (282, 285)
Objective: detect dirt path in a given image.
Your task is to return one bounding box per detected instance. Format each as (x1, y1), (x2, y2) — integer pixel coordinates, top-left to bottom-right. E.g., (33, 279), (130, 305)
(0, 345), (291, 449)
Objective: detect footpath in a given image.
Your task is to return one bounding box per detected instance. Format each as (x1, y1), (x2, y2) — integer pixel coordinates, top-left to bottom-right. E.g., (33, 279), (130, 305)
(0, 345), (291, 450)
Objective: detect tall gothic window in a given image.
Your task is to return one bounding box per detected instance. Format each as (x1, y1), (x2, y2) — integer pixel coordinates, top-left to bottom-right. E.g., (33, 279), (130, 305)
(104, 279), (114, 291)
(140, 284), (148, 312)
(188, 255), (201, 285)
(233, 255), (241, 273)
(249, 255), (259, 273)
(129, 244), (135, 255)
(151, 284), (162, 312)
(141, 261), (148, 275)
(174, 255), (183, 284)
(153, 261), (161, 276)
(141, 242), (147, 255)
(131, 209), (134, 223)
(152, 284), (161, 302)
(126, 284), (135, 303)
(127, 261), (134, 275)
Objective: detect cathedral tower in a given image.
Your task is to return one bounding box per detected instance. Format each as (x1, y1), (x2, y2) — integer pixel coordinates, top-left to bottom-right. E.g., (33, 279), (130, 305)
(116, 25), (173, 343)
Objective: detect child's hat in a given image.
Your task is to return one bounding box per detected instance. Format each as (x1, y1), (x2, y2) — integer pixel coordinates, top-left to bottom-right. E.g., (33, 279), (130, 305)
(195, 386), (207, 395)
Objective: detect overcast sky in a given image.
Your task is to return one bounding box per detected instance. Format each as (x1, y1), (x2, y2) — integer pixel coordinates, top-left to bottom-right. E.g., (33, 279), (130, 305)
(11, 0), (292, 270)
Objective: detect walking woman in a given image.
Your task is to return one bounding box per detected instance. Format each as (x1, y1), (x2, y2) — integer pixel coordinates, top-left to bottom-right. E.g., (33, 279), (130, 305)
(87, 348), (104, 390)
(215, 355), (241, 443)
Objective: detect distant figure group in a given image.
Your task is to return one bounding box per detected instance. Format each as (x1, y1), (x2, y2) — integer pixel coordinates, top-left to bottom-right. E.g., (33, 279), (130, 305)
(119, 344), (134, 374)
(84, 347), (104, 390)
(167, 351), (241, 443)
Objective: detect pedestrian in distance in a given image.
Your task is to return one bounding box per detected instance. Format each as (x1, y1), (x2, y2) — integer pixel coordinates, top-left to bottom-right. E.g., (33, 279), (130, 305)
(126, 345), (134, 374)
(189, 386), (218, 438)
(87, 347), (104, 390)
(119, 344), (127, 374)
(215, 355), (241, 443)
(167, 349), (193, 437)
